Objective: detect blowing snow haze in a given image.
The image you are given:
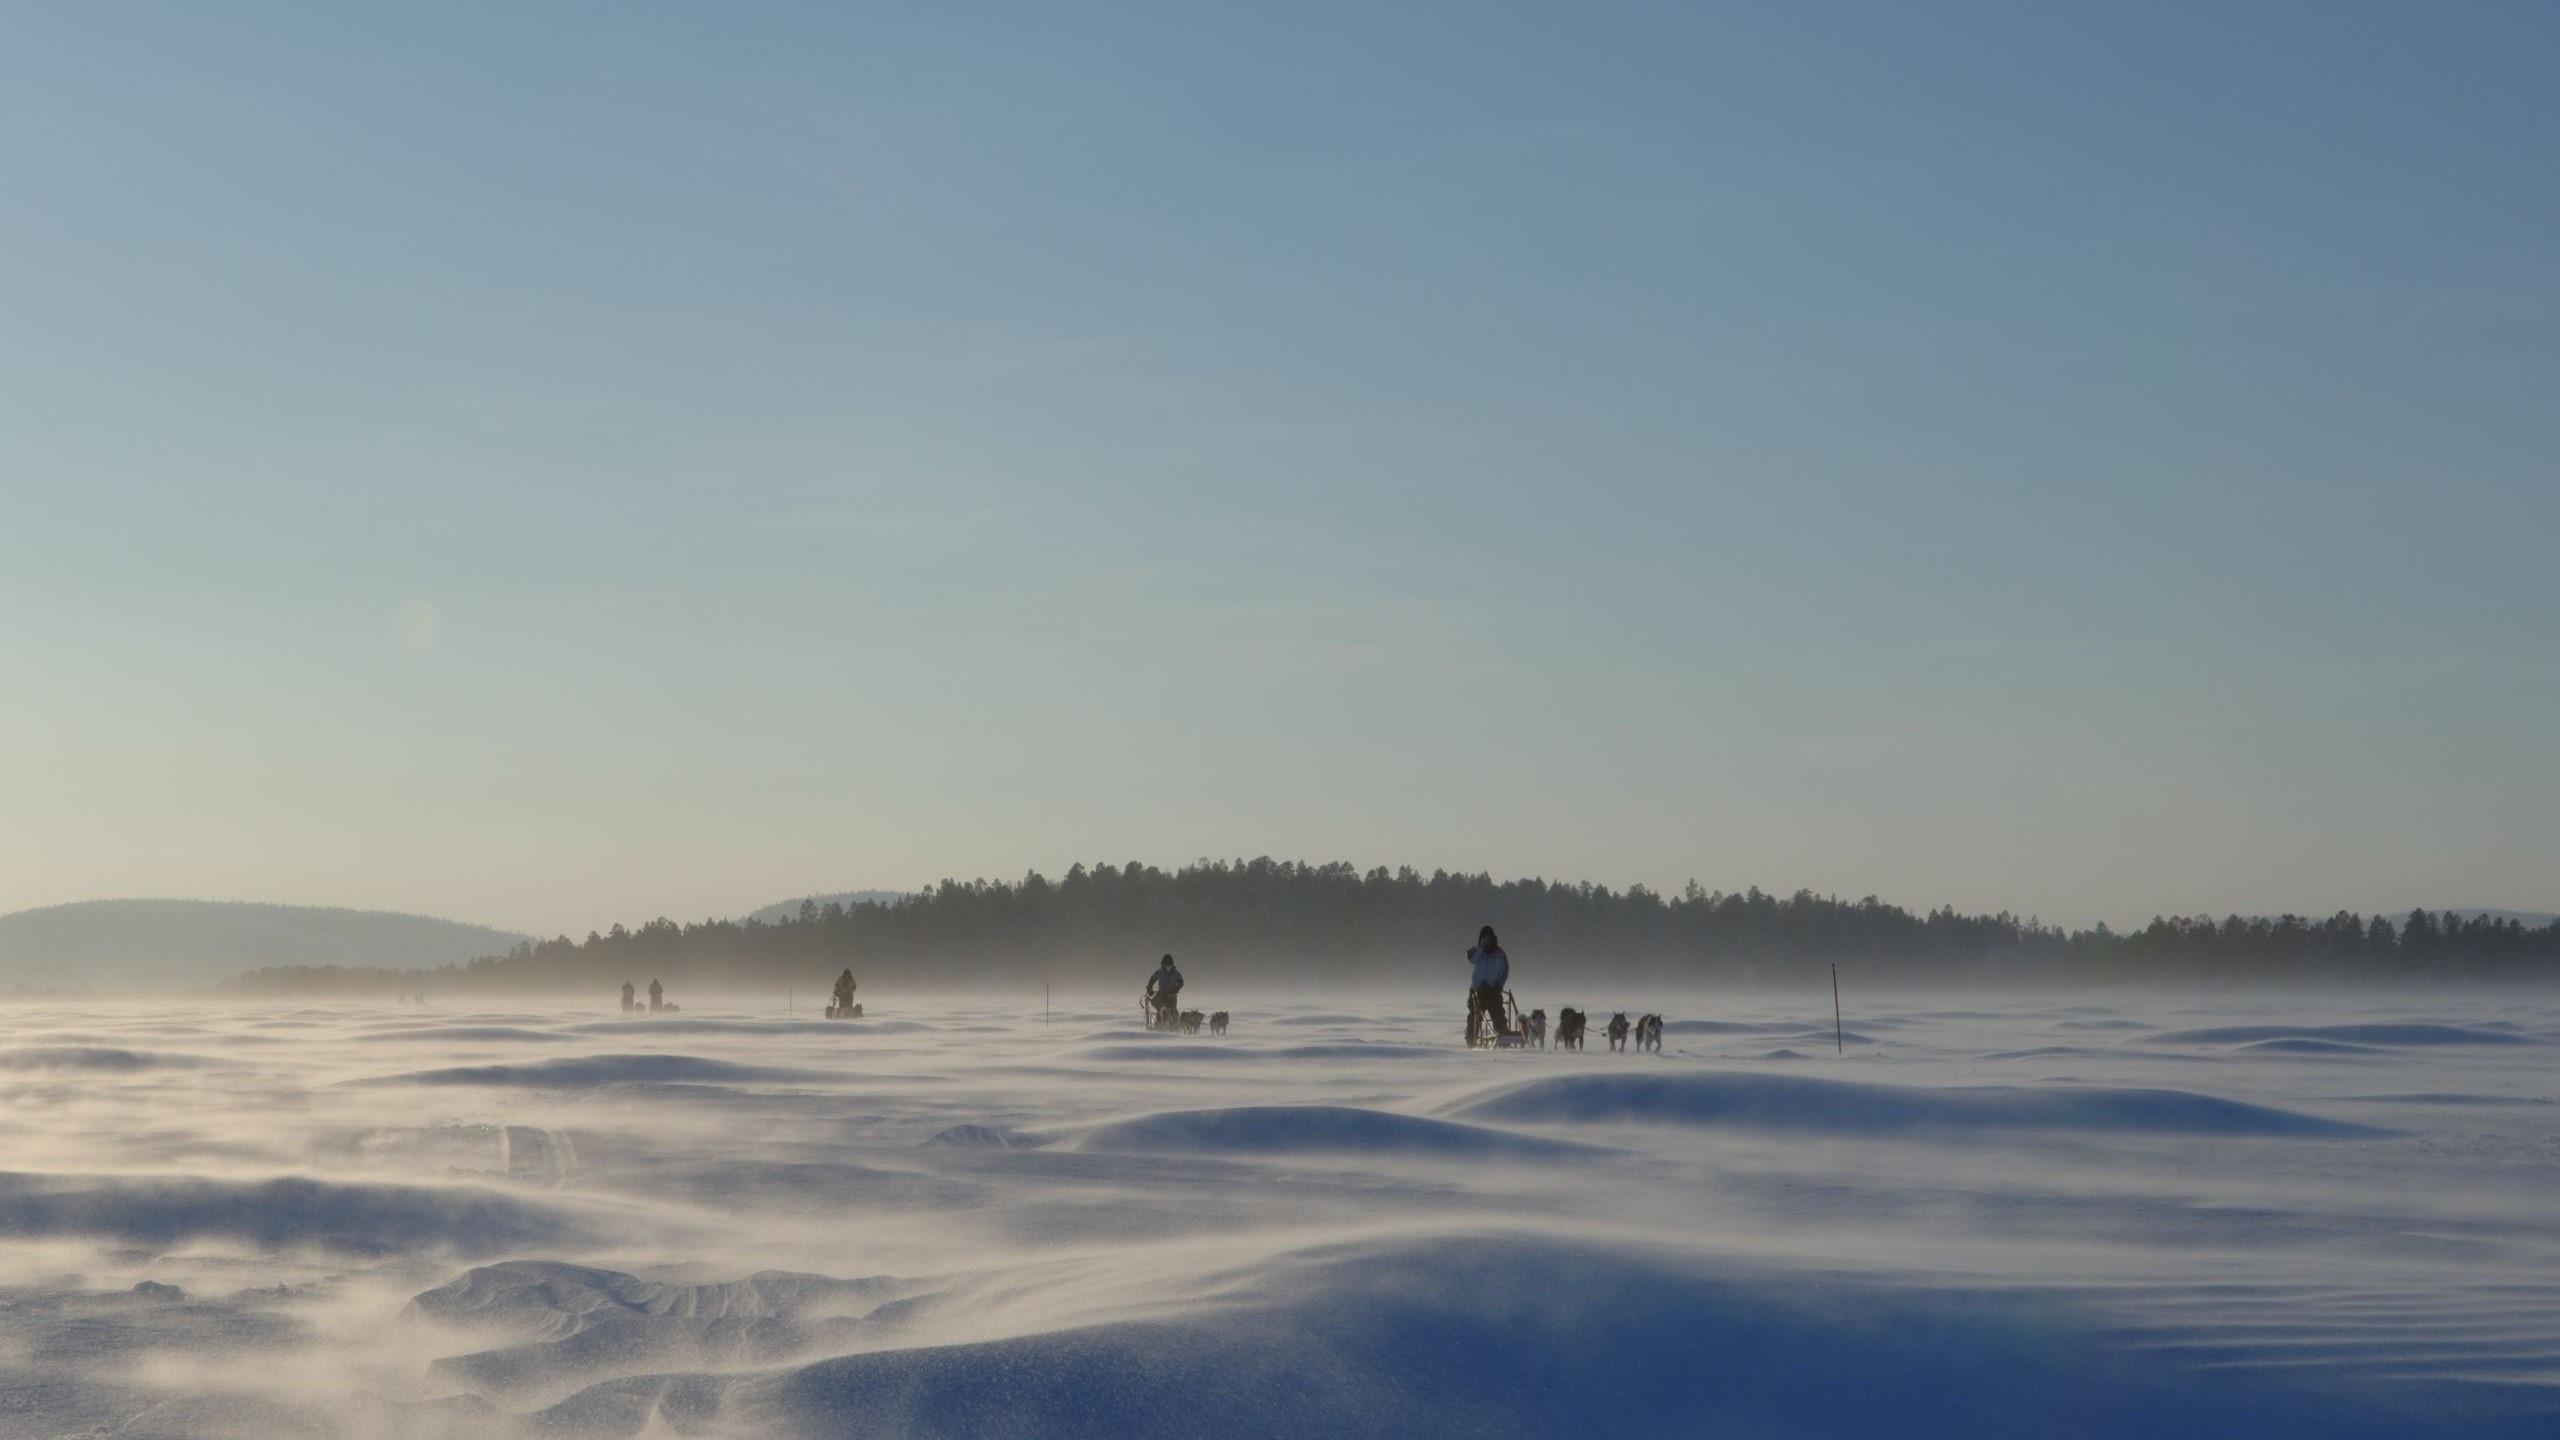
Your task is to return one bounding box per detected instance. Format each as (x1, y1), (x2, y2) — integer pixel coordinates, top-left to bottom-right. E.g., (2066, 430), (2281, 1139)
(2, 3), (2556, 1437)
(0, 900), (526, 992)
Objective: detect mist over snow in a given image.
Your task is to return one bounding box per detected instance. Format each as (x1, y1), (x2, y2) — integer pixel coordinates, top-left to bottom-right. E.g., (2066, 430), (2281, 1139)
(0, 901), (528, 991)
(0, 987), (2553, 1437)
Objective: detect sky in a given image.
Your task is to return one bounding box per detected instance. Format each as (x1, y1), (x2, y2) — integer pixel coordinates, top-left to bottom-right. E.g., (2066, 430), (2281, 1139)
(3, 2), (2555, 937)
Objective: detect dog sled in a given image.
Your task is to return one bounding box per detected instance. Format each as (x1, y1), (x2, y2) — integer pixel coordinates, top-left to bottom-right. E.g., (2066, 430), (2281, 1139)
(1467, 988), (1529, 1049)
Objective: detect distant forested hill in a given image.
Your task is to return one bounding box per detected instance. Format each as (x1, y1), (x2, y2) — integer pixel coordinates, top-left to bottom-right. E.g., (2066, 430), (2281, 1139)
(209, 859), (2560, 997)
(741, 891), (909, 925)
(0, 900), (526, 991)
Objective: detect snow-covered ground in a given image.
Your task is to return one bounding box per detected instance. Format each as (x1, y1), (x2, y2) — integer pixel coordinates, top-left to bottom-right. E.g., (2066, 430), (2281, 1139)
(3, 988), (2556, 1437)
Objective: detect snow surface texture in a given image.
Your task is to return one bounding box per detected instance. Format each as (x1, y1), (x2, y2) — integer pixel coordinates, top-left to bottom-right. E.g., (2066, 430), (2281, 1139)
(0, 991), (2556, 1437)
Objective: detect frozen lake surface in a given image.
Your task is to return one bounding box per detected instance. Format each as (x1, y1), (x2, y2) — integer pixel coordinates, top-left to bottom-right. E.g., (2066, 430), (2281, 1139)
(3, 988), (2557, 1437)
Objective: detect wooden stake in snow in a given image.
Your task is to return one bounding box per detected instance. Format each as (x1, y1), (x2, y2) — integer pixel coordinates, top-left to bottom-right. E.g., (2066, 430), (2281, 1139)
(1831, 965), (1842, 1055)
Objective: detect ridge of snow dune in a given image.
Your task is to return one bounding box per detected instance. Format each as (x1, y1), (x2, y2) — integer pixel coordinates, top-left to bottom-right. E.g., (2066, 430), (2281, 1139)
(1447, 1071), (2383, 1137)
(924, 1124), (1048, 1148)
(342, 1054), (830, 1087)
(2337, 1091), (2556, 1106)
(2239, 1037), (2388, 1055)
(1073, 1104), (1598, 1158)
(407, 1261), (926, 1403)
(0, 1045), (226, 1070)
(1077, 1041), (1444, 1063)
(412, 1261), (895, 1339)
(2149, 1024), (2535, 1047)
(356, 1025), (570, 1043)
(511, 1236), (2554, 1439)
(0, 1171), (589, 1254)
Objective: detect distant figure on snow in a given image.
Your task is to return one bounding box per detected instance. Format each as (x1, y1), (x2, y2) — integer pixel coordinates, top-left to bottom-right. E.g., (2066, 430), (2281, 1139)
(620, 981), (636, 1014)
(1466, 926), (1509, 1046)
(648, 979), (665, 1013)
(1145, 955), (1183, 1029)
(830, 968), (857, 1018)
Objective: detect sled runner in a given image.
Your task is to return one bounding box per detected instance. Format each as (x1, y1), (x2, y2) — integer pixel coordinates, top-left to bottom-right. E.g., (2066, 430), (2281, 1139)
(1468, 988), (1527, 1049)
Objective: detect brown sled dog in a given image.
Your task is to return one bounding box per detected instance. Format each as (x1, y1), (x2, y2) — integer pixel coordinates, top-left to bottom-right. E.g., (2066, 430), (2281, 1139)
(1605, 1012), (1632, 1051)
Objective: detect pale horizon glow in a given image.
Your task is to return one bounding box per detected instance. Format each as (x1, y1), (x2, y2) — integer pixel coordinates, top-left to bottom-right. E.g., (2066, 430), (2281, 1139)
(3, 4), (2555, 937)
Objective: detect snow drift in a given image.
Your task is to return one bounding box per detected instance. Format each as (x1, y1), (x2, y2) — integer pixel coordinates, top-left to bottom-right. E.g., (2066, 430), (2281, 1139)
(1450, 1071), (2382, 1137)
(2150, 1024), (2536, 1047)
(346, 1054), (831, 1088)
(0, 991), (2547, 1439)
(508, 1236), (2553, 1439)
(0, 1171), (589, 1255)
(1073, 1104), (1595, 1158)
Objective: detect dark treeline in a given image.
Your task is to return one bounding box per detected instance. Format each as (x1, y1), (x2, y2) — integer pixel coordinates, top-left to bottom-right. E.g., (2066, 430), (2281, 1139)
(213, 858), (2560, 996)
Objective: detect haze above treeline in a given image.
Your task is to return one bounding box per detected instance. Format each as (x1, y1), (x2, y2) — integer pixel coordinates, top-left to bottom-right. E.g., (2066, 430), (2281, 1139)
(191, 858), (2560, 997)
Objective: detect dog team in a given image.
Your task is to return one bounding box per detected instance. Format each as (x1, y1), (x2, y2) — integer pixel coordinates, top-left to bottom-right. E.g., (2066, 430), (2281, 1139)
(706, 933), (1668, 1051)
(1470, 926), (1663, 1052)
(1136, 930), (1668, 1052)
(1521, 1006), (1661, 1052)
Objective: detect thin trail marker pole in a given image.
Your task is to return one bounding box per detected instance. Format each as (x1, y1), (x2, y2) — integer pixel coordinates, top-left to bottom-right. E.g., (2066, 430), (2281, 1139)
(1831, 965), (1842, 1055)
(1045, 984), (1050, 1028)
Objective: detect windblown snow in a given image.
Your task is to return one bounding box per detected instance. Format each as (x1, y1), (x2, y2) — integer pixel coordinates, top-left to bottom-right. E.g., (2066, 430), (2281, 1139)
(1, 990), (2555, 1437)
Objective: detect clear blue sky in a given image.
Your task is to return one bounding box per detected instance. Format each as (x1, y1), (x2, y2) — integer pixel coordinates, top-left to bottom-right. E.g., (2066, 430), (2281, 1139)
(4, 3), (2553, 935)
